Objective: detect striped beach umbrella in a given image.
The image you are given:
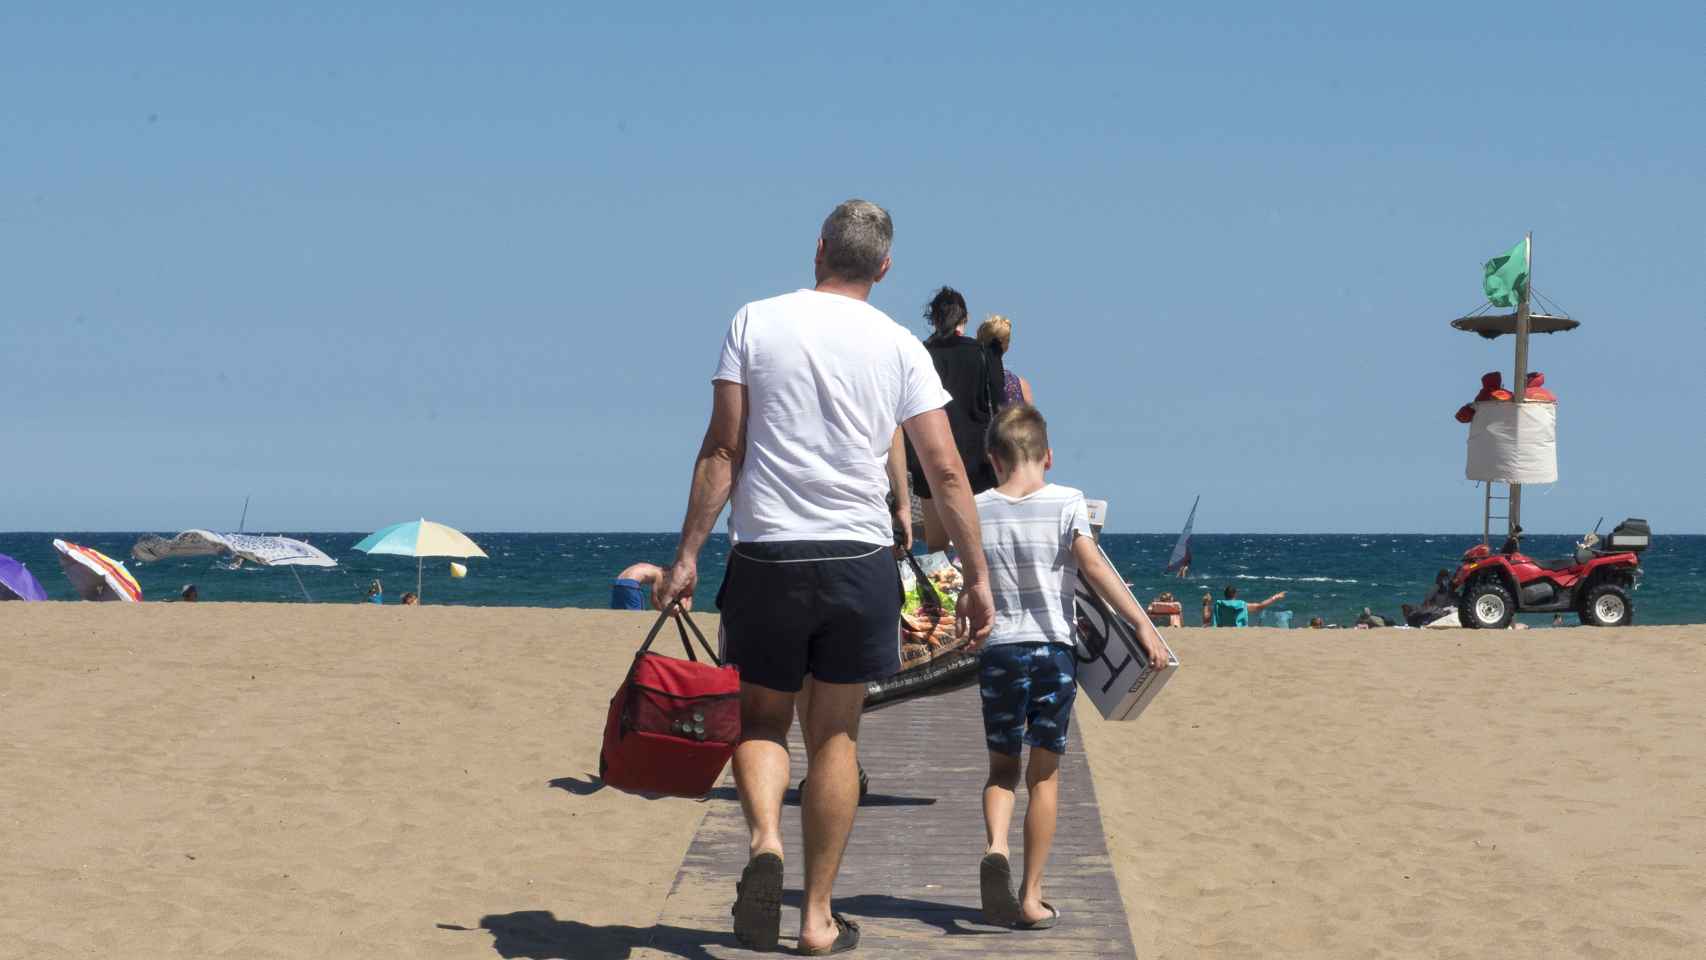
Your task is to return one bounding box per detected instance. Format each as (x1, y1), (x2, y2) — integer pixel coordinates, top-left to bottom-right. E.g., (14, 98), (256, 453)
(352, 519), (486, 600)
(53, 539), (143, 602)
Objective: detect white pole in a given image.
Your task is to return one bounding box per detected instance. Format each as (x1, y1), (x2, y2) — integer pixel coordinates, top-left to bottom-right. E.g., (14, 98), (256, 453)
(417, 556), (423, 601)
(290, 566), (313, 602)
(1509, 232), (1533, 538)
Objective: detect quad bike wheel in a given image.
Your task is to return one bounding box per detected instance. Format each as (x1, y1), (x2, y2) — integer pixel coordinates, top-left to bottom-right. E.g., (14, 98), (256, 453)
(1578, 582), (1633, 627)
(1461, 579), (1515, 630)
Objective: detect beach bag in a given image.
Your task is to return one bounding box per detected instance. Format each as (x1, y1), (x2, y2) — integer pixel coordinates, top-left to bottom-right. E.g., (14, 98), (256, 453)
(599, 605), (741, 798)
(865, 552), (979, 711)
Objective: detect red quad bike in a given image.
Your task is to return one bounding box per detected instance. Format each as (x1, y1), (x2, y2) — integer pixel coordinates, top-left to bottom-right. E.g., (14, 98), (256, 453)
(1453, 518), (1649, 629)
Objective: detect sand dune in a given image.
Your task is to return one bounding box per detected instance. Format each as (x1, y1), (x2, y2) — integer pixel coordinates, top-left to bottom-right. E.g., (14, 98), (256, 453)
(3, 607), (1702, 958)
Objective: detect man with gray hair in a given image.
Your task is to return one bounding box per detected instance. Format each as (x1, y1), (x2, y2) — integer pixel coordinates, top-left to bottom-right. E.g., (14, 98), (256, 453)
(656, 199), (993, 954)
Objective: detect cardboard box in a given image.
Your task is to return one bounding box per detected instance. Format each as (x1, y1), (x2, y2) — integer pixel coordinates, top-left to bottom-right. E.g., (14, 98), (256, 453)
(1074, 539), (1180, 722)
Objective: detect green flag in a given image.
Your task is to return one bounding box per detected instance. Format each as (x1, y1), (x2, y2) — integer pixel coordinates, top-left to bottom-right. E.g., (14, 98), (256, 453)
(1483, 237), (1529, 308)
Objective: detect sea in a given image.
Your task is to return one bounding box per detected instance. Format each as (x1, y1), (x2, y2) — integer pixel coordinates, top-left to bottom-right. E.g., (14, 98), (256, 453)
(4, 532), (1702, 627)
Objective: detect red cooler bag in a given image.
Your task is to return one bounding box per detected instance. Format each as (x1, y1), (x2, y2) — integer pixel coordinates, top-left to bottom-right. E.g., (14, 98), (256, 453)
(599, 605), (741, 798)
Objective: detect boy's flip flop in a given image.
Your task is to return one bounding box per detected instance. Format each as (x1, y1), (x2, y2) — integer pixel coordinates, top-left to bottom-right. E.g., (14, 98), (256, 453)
(798, 913), (860, 955)
(1014, 901), (1061, 931)
(731, 852), (783, 950)
(979, 852), (1021, 926)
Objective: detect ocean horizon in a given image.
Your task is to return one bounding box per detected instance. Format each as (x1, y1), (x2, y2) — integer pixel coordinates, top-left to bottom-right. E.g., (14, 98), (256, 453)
(5, 531), (1701, 627)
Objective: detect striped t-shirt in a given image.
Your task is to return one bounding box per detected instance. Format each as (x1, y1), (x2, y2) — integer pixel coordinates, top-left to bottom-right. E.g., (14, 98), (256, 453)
(974, 482), (1093, 648)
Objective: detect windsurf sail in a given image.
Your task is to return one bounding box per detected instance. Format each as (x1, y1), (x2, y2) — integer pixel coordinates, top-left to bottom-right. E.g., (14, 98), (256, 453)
(1165, 496), (1198, 577)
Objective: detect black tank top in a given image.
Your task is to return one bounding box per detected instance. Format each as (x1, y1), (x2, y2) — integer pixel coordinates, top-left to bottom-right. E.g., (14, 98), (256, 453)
(905, 335), (1004, 494)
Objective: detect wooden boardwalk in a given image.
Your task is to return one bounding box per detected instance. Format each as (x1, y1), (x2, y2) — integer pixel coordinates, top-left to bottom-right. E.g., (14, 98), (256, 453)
(635, 687), (1138, 958)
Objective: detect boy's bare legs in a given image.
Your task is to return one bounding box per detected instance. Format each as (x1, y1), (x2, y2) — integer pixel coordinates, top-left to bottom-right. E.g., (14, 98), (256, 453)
(798, 678), (866, 953)
(734, 683), (794, 860)
(1018, 747), (1062, 924)
(983, 751), (1023, 856)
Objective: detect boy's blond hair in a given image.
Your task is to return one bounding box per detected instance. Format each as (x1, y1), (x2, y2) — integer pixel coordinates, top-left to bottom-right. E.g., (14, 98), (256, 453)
(987, 403), (1048, 468)
(975, 314), (1013, 354)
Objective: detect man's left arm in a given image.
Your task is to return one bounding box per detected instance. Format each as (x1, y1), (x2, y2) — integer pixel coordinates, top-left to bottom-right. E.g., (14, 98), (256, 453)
(655, 380), (746, 609)
(886, 427), (912, 555)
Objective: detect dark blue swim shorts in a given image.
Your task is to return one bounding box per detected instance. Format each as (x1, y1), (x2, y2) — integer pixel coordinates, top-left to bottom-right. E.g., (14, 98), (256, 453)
(715, 540), (901, 693)
(978, 642), (1078, 756)
(609, 578), (648, 610)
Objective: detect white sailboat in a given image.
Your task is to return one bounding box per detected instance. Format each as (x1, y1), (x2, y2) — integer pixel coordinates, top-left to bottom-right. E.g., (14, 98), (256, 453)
(1165, 496), (1198, 578)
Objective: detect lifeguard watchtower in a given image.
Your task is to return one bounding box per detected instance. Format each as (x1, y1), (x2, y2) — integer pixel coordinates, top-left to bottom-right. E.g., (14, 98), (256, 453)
(1451, 233), (1577, 543)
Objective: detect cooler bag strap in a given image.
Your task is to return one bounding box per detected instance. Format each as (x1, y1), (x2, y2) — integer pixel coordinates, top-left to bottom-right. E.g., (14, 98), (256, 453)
(636, 602), (723, 666)
(675, 604), (721, 665)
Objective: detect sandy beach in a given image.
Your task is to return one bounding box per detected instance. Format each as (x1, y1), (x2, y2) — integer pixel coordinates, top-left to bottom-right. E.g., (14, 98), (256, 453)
(4, 606), (1703, 958)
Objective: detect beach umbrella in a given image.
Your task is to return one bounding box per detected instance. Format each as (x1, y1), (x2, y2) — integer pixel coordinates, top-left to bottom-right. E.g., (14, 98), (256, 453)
(131, 530), (337, 600)
(132, 530), (337, 568)
(53, 539), (143, 602)
(351, 519), (487, 599)
(0, 553), (49, 601)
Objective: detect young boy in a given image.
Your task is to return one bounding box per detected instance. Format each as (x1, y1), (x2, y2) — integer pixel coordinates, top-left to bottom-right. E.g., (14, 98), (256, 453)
(973, 404), (1170, 930)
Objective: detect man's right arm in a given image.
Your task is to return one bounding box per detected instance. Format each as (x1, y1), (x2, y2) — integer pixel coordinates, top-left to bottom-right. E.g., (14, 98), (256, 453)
(902, 407), (992, 645)
(655, 379), (746, 610)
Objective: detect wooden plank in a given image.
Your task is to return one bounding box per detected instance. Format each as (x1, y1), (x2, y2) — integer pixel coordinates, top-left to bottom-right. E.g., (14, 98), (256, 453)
(634, 686), (1138, 959)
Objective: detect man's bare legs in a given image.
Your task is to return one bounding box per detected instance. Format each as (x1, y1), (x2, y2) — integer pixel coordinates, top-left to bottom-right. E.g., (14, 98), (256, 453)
(982, 747), (1061, 926)
(794, 679), (814, 765)
(797, 679), (866, 952)
(734, 684), (794, 860)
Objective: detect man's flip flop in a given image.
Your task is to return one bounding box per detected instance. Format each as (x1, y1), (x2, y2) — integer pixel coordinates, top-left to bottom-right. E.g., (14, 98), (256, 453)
(1014, 901), (1061, 931)
(731, 852), (783, 950)
(979, 852), (1021, 926)
(798, 913), (860, 955)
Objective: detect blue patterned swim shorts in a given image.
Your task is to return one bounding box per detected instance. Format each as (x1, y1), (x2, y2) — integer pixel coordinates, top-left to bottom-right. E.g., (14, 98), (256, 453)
(978, 642), (1078, 756)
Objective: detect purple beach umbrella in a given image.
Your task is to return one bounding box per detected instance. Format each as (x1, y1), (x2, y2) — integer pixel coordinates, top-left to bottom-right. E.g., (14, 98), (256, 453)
(0, 552), (49, 601)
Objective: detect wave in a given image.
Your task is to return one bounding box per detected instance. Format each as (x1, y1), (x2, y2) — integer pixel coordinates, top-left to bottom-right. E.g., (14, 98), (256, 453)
(1232, 574), (1361, 584)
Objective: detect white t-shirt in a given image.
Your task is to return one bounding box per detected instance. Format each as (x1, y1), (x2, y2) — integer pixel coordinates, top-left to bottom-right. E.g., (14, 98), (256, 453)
(713, 289), (951, 544)
(975, 483), (1093, 647)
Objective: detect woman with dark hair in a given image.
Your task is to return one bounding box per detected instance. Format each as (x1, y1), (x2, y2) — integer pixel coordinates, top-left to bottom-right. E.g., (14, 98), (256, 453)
(905, 286), (1005, 552)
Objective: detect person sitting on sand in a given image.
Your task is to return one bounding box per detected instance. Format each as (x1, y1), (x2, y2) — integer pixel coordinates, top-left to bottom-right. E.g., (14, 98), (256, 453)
(1213, 585), (1286, 627)
(975, 314), (1034, 409)
(972, 404), (1168, 930)
(610, 562), (667, 610)
(180, 584), (198, 602)
(1201, 591), (1214, 627)
(365, 579), (383, 604)
(1403, 570), (1457, 627)
(1309, 616), (1325, 629)
(1356, 607), (1392, 628)
(400, 592), (419, 606)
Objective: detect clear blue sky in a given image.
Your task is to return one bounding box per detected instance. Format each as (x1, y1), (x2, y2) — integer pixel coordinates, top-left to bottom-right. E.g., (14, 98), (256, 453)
(4, 3), (1701, 534)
